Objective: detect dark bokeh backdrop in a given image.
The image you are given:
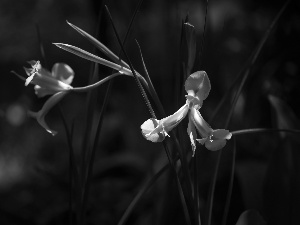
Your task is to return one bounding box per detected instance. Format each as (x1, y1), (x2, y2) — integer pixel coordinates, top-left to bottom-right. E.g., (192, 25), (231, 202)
(0, 0), (299, 225)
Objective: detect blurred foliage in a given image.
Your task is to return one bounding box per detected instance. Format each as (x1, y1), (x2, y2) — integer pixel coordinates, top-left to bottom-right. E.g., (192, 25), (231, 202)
(0, 0), (299, 225)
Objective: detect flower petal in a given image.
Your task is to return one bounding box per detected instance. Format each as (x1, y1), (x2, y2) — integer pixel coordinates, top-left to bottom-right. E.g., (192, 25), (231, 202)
(185, 71), (211, 101)
(52, 63), (74, 85)
(196, 137), (207, 145)
(28, 91), (68, 135)
(25, 74), (35, 86)
(205, 139), (227, 151)
(140, 104), (189, 142)
(29, 72), (72, 94)
(187, 114), (197, 156)
(186, 95), (202, 109)
(141, 118), (165, 142)
(190, 107), (212, 138)
(162, 104), (189, 133)
(34, 85), (57, 98)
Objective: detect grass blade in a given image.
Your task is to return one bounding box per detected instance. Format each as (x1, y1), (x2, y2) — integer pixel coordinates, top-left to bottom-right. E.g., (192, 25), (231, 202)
(104, 5), (156, 119)
(199, 0), (209, 69)
(35, 24), (48, 70)
(54, 43), (133, 75)
(205, 2), (291, 225)
(194, 149), (201, 225)
(67, 21), (129, 68)
(58, 105), (79, 225)
(118, 164), (170, 225)
(82, 2), (146, 224)
(104, 8), (193, 223)
(135, 40), (166, 117)
(221, 136), (236, 225)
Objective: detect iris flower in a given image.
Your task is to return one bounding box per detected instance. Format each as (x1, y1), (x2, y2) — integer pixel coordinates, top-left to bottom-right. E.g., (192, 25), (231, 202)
(24, 61), (74, 135)
(141, 71), (231, 155)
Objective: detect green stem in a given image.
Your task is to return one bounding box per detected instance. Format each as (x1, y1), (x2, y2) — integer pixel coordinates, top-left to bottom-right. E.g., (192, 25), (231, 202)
(231, 128), (300, 136)
(71, 72), (121, 92)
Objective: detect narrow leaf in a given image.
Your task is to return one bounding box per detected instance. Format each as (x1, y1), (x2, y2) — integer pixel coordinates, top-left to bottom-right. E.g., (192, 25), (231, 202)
(54, 43), (133, 76)
(67, 21), (129, 68)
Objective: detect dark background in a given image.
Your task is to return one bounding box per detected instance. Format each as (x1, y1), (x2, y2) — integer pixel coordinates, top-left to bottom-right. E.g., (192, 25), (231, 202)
(0, 0), (299, 224)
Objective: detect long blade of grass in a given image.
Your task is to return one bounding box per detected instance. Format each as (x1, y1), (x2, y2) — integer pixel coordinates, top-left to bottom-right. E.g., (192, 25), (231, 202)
(67, 21), (129, 68)
(35, 24), (48, 70)
(82, 2), (146, 225)
(104, 5), (156, 119)
(205, 2), (291, 225)
(136, 29), (195, 221)
(210, 0), (291, 125)
(58, 105), (79, 225)
(194, 149), (201, 225)
(162, 141), (192, 225)
(54, 43), (133, 76)
(193, 2), (209, 224)
(105, 6), (192, 224)
(221, 136), (236, 225)
(137, 28), (195, 223)
(118, 163), (170, 225)
(80, 75), (112, 225)
(199, 0), (209, 69)
(79, 7), (106, 223)
(135, 40), (166, 117)
(54, 42), (152, 94)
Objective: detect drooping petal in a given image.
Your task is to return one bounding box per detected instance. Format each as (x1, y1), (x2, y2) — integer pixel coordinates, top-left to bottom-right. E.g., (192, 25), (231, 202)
(204, 139), (227, 151)
(162, 104), (189, 133)
(185, 71), (211, 102)
(24, 61), (73, 97)
(187, 114), (197, 156)
(52, 63), (74, 85)
(28, 72), (72, 97)
(197, 137), (207, 145)
(25, 73), (35, 86)
(190, 107), (212, 138)
(141, 118), (165, 142)
(196, 129), (232, 151)
(28, 91), (68, 135)
(140, 104), (189, 142)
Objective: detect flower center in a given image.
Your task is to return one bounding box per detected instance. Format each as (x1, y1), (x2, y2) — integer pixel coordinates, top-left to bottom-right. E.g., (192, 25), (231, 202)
(186, 95), (201, 110)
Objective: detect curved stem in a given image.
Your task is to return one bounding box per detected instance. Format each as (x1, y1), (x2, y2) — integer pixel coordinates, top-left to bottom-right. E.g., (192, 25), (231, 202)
(71, 72), (121, 92)
(231, 128), (300, 136)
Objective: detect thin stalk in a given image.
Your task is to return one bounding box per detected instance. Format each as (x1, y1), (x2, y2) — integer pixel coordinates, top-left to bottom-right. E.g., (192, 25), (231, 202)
(221, 137), (236, 225)
(58, 105), (78, 225)
(194, 149), (201, 225)
(199, 0), (209, 69)
(162, 141), (192, 225)
(104, 5), (156, 119)
(135, 40), (166, 117)
(80, 79), (112, 225)
(231, 128), (300, 136)
(205, 2), (291, 225)
(136, 41), (195, 218)
(71, 72), (121, 92)
(35, 24), (48, 70)
(118, 164), (169, 225)
(80, 1), (145, 224)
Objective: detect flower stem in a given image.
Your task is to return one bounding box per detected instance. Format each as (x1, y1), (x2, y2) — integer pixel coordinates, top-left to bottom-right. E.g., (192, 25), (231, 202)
(71, 72), (121, 92)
